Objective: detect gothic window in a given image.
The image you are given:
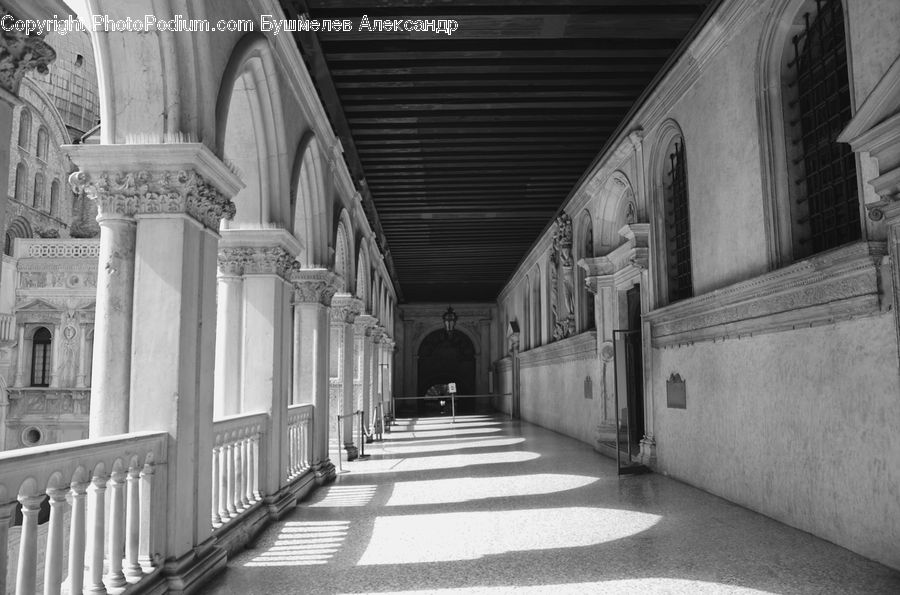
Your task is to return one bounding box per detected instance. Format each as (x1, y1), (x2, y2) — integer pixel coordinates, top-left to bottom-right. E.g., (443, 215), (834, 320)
(30, 327), (52, 387)
(4, 234), (11, 256)
(14, 162), (27, 202)
(786, 0), (858, 258)
(18, 110), (31, 149)
(664, 138), (693, 303)
(50, 180), (60, 216)
(36, 127), (49, 161)
(33, 173), (45, 210)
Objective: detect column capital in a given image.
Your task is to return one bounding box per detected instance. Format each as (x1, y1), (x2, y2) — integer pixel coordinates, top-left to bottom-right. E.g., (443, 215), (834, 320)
(291, 268), (340, 306)
(330, 294), (362, 324)
(354, 314), (377, 335)
(218, 228), (302, 279)
(0, 14), (56, 94)
(370, 326), (386, 343)
(66, 143), (242, 231)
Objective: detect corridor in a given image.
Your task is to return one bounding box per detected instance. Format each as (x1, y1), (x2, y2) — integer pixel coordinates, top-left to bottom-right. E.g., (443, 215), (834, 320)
(201, 415), (900, 595)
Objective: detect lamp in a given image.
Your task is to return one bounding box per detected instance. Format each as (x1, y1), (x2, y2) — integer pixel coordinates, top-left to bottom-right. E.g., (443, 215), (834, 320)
(442, 305), (458, 335)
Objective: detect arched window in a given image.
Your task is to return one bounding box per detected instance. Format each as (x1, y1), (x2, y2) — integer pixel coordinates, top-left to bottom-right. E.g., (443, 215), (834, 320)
(36, 127), (49, 161)
(17, 110), (31, 149)
(4, 217), (33, 256)
(785, 0), (858, 258)
(663, 137), (693, 303)
(49, 180), (60, 216)
(577, 212), (595, 331)
(33, 173), (45, 210)
(30, 327), (52, 387)
(14, 162), (27, 202)
(4, 234), (11, 256)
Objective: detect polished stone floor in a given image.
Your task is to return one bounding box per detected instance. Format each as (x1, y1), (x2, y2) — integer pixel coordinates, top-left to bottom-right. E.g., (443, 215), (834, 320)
(202, 414), (900, 594)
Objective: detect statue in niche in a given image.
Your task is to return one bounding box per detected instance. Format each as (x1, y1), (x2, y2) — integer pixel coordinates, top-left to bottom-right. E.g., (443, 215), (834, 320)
(553, 213), (576, 337)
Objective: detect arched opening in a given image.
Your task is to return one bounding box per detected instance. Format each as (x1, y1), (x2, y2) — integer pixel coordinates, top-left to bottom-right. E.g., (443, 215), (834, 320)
(293, 134), (329, 267)
(33, 173), (45, 210)
(14, 162), (27, 203)
(412, 329), (478, 417)
(5, 217), (33, 256)
(30, 327), (52, 387)
(49, 179), (60, 216)
(577, 211), (595, 331)
(18, 109), (31, 149)
(36, 126), (49, 161)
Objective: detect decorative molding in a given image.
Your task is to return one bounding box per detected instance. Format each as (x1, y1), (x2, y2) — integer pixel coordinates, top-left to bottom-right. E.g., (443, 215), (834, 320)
(645, 241), (887, 347)
(580, 224), (650, 293)
(291, 269), (339, 306)
(14, 239), (100, 259)
(354, 313), (377, 335)
(0, 15), (56, 94)
(217, 247), (254, 277)
(7, 388), (91, 418)
(518, 331), (597, 369)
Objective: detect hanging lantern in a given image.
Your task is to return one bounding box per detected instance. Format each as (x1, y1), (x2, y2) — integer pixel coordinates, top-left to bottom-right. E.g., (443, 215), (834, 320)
(442, 305), (458, 335)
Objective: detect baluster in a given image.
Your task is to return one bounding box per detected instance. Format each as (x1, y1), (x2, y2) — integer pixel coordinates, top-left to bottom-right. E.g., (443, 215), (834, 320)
(106, 470), (126, 587)
(233, 441), (243, 512)
(84, 475), (107, 594)
(211, 445), (221, 526)
(124, 467), (143, 579)
(251, 435), (261, 500)
(240, 438), (250, 507)
(225, 443), (237, 517)
(44, 488), (69, 595)
(288, 424), (296, 476)
(218, 445), (230, 522)
(16, 494), (44, 595)
(243, 437), (253, 505)
(138, 464), (155, 571)
(68, 481), (88, 595)
(0, 502), (16, 595)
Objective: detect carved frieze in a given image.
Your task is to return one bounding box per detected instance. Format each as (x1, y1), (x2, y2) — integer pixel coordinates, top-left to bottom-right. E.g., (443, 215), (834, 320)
(19, 271), (97, 290)
(69, 169), (237, 231)
(518, 331), (597, 369)
(7, 388), (90, 418)
(0, 16), (56, 94)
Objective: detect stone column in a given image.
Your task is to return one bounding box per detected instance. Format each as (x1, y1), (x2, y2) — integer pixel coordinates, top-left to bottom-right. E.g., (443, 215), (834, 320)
(355, 315), (375, 433)
(213, 249), (250, 418)
(370, 327), (385, 430)
(291, 269), (338, 484)
(68, 168), (138, 436)
(332, 295), (362, 460)
(225, 233), (299, 511)
(13, 325), (26, 387)
(76, 324), (88, 388)
(67, 143), (242, 588)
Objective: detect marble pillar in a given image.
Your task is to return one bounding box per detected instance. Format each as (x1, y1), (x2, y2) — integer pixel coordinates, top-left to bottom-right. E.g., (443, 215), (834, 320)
(67, 143), (242, 582)
(332, 295), (362, 460)
(214, 249), (250, 418)
(291, 269), (339, 484)
(222, 231), (300, 498)
(354, 314), (376, 433)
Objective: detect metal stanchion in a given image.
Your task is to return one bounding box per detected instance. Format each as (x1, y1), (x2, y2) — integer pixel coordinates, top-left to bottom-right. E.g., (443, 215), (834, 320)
(451, 392), (456, 423)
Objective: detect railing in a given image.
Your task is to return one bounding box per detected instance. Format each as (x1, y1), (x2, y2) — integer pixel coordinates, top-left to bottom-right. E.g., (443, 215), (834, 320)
(211, 412), (267, 528)
(287, 404), (313, 480)
(13, 239), (101, 259)
(0, 432), (167, 595)
(0, 314), (14, 343)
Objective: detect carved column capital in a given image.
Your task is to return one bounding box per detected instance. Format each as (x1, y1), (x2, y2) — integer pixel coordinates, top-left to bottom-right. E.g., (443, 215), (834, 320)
(243, 246), (297, 279)
(291, 269), (339, 306)
(217, 247), (254, 277)
(68, 169), (237, 230)
(330, 294), (362, 324)
(0, 16), (56, 94)
(354, 313), (377, 335)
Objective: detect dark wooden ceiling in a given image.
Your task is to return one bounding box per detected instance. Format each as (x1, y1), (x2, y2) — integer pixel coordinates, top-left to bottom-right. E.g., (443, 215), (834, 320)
(285, 0), (717, 303)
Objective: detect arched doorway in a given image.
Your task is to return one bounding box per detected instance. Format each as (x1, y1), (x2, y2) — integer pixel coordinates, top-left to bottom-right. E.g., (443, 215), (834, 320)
(412, 329), (477, 417)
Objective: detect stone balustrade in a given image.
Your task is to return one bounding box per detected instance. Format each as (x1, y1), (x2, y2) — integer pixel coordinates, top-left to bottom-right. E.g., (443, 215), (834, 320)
(0, 432), (167, 594)
(13, 239), (101, 260)
(287, 404), (313, 480)
(211, 412), (267, 528)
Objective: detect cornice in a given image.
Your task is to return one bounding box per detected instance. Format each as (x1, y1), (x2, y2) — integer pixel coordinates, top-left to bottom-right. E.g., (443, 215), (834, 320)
(646, 241), (887, 347)
(518, 331), (597, 369)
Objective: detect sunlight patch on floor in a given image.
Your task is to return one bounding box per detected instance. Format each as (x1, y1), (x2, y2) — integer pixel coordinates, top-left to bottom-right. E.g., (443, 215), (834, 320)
(380, 436), (525, 455)
(357, 507), (660, 565)
(358, 579), (777, 594)
(386, 473), (597, 506)
(349, 450), (540, 475)
(400, 427), (503, 438)
(243, 521), (350, 567)
(308, 484), (378, 507)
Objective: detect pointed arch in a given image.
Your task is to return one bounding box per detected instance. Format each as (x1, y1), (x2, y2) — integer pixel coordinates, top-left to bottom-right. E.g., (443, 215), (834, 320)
(292, 133), (330, 267)
(215, 33), (290, 228)
(356, 241), (371, 313)
(333, 213), (354, 294)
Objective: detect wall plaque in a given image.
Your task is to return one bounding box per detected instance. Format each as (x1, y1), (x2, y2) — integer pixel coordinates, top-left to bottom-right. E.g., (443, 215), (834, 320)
(667, 373), (687, 409)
